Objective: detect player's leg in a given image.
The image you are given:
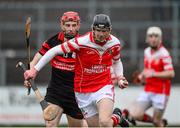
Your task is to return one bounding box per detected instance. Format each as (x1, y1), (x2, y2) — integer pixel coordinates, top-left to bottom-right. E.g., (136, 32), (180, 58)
(152, 108), (165, 126)
(81, 118), (88, 127)
(152, 93), (169, 127)
(62, 87), (86, 127)
(129, 101), (151, 120)
(129, 92), (152, 121)
(44, 87), (64, 127)
(95, 85), (129, 127)
(74, 91), (99, 127)
(66, 115), (88, 127)
(97, 98), (114, 127)
(85, 114), (99, 127)
(45, 103), (63, 127)
(123, 108), (153, 125)
(122, 109), (137, 126)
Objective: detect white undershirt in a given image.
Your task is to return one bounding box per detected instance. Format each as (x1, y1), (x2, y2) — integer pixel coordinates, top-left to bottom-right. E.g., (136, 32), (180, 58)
(34, 45), (63, 71)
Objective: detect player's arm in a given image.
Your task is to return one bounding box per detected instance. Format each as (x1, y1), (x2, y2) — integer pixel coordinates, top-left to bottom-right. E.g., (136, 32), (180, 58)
(142, 68), (175, 79)
(151, 70), (175, 79)
(112, 59), (128, 89)
(24, 52), (42, 87)
(112, 59), (123, 77)
(30, 52), (42, 68)
(154, 55), (175, 79)
(24, 40), (78, 80)
(110, 43), (128, 88)
(143, 55), (175, 79)
(23, 45), (63, 80)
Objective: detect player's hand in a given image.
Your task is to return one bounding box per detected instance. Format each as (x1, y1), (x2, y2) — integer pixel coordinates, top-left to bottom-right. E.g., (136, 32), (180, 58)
(24, 80), (31, 88)
(24, 67), (38, 80)
(132, 70), (141, 84)
(117, 76), (128, 89)
(142, 69), (155, 78)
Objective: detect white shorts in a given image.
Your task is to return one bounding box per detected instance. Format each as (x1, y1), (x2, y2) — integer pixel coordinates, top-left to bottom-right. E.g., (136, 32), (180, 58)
(137, 91), (169, 110)
(75, 85), (114, 118)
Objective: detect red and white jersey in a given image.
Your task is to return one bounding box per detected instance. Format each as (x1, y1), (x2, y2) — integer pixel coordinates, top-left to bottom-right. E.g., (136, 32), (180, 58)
(144, 44), (174, 95)
(61, 32), (121, 92)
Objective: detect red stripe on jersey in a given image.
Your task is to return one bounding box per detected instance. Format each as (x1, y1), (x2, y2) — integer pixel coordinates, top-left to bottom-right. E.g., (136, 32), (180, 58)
(67, 42), (76, 51)
(74, 38), (79, 45)
(61, 44), (66, 53)
(54, 55), (75, 63)
(39, 48), (47, 55)
(90, 32), (94, 42)
(39, 42), (51, 55)
(111, 44), (121, 60)
(58, 32), (65, 42)
(43, 42), (51, 49)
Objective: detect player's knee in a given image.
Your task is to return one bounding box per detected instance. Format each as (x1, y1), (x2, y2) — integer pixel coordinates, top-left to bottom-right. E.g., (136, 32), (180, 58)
(45, 120), (58, 127)
(130, 111), (144, 121)
(99, 118), (111, 127)
(82, 119), (88, 127)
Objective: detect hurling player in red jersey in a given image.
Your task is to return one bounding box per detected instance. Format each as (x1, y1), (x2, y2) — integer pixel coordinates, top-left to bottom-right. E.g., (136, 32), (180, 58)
(24, 11), (87, 127)
(24, 14), (129, 127)
(125, 26), (175, 127)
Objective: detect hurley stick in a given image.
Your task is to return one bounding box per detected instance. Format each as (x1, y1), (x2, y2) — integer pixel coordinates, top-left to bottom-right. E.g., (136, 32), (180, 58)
(16, 62), (59, 121)
(25, 17), (31, 95)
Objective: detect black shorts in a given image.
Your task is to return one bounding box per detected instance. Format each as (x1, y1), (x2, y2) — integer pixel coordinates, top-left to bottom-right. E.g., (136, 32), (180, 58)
(45, 86), (83, 119)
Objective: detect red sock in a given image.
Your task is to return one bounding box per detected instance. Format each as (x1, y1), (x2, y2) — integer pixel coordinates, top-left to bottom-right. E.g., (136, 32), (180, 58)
(142, 113), (153, 123)
(111, 114), (120, 127)
(122, 109), (129, 118)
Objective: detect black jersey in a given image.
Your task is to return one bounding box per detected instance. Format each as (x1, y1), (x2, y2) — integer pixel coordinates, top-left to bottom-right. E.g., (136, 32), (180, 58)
(39, 32), (76, 90)
(39, 32), (83, 119)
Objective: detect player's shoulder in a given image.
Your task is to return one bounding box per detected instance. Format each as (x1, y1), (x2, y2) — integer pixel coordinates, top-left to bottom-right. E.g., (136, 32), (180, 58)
(76, 32), (91, 44)
(145, 45), (170, 57)
(110, 34), (120, 44)
(144, 47), (153, 56)
(159, 45), (170, 56)
(47, 33), (59, 43)
(46, 32), (64, 47)
(144, 47), (150, 53)
(77, 32), (90, 39)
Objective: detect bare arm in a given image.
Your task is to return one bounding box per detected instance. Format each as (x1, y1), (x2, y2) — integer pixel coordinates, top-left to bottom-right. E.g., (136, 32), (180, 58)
(30, 52), (42, 69)
(139, 69), (175, 80)
(24, 52), (43, 87)
(152, 70), (175, 79)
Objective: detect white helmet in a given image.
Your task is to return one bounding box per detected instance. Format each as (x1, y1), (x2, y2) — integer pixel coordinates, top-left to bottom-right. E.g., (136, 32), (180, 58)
(146, 26), (162, 37)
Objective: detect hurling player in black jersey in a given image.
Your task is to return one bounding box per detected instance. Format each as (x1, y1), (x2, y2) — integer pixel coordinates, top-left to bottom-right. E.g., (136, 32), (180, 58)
(24, 11), (87, 127)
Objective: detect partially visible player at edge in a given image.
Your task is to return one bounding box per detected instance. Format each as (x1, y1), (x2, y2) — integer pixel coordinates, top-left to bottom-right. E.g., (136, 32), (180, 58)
(24, 14), (129, 127)
(123, 26), (175, 127)
(24, 11), (87, 127)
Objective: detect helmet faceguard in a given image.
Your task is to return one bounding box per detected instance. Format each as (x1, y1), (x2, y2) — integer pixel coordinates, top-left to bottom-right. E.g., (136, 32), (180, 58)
(60, 11), (80, 39)
(92, 14), (112, 31)
(92, 14), (112, 43)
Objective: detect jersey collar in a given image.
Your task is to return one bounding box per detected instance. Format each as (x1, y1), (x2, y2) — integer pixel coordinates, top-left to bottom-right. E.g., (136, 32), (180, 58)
(58, 32), (65, 43)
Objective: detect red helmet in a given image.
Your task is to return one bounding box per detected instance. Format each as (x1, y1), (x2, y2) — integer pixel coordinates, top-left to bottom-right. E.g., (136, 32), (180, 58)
(61, 11), (80, 24)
